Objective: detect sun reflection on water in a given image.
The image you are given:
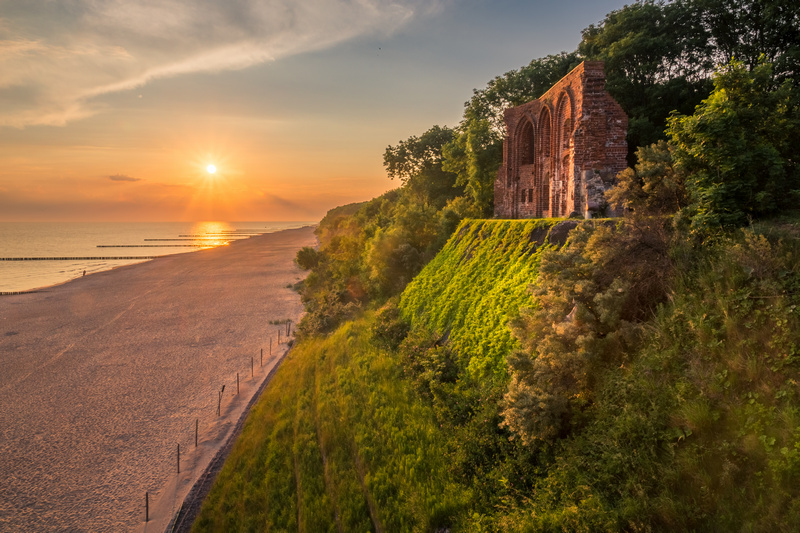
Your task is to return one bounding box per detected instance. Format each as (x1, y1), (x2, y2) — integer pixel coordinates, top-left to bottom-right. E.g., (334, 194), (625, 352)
(190, 221), (234, 247)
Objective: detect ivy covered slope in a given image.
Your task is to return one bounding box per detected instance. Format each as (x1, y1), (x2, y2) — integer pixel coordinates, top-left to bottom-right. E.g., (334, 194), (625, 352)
(399, 218), (559, 381)
(192, 214), (800, 532)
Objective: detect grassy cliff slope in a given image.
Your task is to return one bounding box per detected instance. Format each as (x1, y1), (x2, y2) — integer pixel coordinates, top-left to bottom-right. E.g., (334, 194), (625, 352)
(194, 217), (800, 532)
(400, 219), (559, 381)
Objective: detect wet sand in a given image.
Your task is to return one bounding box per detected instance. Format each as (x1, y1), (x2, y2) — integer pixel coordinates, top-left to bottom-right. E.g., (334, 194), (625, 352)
(0, 226), (316, 532)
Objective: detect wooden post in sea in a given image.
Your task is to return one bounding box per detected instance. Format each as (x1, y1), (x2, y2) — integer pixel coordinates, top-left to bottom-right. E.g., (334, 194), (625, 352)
(145, 492), (149, 522)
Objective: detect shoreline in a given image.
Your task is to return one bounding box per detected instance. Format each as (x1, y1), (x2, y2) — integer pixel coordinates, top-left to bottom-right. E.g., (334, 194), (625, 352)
(0, 222), (316, 295)
(0, 226), (316, 532)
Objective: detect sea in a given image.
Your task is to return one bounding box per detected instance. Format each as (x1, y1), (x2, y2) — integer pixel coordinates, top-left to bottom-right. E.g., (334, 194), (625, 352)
(0, 221), (315, 294)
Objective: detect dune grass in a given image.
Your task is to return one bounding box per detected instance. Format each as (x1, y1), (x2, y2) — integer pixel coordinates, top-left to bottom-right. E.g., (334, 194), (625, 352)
(192, 316), (468, 532)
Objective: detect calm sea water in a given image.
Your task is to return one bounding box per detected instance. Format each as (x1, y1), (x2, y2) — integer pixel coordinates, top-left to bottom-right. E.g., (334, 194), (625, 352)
(0, 221), (314, 293)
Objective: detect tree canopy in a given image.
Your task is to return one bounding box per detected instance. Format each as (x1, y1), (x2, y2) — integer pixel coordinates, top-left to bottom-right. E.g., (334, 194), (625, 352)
(668, 60), (800, 230)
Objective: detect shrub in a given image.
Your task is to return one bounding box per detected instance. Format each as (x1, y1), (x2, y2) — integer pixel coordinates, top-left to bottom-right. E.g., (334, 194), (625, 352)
(371, 299), (410, 350)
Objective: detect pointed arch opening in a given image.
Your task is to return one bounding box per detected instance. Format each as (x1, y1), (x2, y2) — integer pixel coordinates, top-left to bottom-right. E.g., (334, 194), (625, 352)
(517, 119), (535, 166)
(554, 93), (573, 216)
(537, 107), (552, 217)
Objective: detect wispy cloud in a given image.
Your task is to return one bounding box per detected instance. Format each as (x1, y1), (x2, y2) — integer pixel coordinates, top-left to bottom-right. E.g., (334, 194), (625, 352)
(0, 0), (444, 127)
(109, 174), (141, 182)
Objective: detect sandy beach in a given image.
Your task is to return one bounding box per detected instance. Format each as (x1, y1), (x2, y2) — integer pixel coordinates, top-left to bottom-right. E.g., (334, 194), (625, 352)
(0, 226), (316, 532)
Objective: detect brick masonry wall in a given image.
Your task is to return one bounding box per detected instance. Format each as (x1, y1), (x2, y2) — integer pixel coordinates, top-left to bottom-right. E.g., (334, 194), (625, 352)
(494, 61), (628, 219)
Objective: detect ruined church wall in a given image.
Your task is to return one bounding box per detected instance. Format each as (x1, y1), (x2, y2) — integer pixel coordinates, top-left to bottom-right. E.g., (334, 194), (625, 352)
(494, 61), (627, 219)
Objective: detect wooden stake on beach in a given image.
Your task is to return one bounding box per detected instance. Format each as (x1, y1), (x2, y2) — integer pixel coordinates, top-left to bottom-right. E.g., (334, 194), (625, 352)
(217, 385), (225, 416)
(269, 337), (272, 355)
(278, 329), (281, 345)
(251, 356), (253, 378)
(237, 372), (239, 395)
(260, 348), (263, 367)
(195, 418), (198, 448)
(145, 491), (149, 522)
(177, 444), (180, 474)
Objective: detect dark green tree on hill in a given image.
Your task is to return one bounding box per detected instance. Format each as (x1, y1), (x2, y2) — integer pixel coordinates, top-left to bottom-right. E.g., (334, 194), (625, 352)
(383, 125), (462, 209)
(580, 0), (800, 160)
(668, 61), (800, 230)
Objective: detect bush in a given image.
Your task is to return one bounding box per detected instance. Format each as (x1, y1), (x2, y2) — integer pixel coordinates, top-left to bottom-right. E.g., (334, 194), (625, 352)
(503, 219), (673, 443)
(295, 246), (320, 270)
(371, 299), (410, 350)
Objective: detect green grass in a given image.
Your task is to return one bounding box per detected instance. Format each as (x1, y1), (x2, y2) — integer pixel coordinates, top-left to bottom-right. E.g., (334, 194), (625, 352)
(400, 219), (556, 382)
(196, 217), (800, 532)
(193, 315), (469, 532)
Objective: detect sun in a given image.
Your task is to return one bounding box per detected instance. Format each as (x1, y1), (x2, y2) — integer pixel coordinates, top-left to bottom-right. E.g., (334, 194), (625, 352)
(206, 164), (217, 174)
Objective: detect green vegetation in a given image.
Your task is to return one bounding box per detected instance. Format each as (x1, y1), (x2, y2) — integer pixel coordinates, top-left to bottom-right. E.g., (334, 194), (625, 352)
(194, 1), (800, 530)
(579, 0), (800, 160)
(400, 219), (556, 381)
(496, 223), (800, 531)
(193, 316), (469, 532)
(669, 61), (800, 230)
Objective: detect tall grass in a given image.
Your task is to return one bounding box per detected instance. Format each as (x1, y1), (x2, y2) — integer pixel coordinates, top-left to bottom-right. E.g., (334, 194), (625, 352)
(196, 219), (800, 531)
(400, 219), (555, 381)
(193, 316), (468, 532)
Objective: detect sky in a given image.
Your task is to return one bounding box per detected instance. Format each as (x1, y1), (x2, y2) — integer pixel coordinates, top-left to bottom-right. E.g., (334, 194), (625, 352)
(0, 0), (627, 222)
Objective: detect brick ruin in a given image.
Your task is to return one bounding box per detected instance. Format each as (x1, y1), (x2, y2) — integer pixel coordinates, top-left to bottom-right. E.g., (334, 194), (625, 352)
(494, 61), (628, 219)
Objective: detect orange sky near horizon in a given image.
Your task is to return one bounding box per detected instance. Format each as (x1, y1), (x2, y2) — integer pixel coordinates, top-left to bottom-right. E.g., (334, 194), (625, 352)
(0, 106), (397, 222)
(0, 0), (627, 222)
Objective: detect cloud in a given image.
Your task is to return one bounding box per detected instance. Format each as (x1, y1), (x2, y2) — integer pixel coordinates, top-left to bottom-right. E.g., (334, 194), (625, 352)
(109, 174), (141, 182)
(0, 0), (445, 127)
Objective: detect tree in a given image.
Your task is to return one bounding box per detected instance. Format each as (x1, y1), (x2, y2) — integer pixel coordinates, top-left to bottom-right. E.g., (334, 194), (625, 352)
(668, 60), (800, 230)
(579, 0), (713, 158)
(687, 0), (800, 80)
(441, 116), (501, 217)
(383, 126), (461, 209)
(606, 140), (688, 216)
